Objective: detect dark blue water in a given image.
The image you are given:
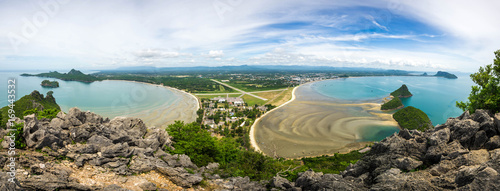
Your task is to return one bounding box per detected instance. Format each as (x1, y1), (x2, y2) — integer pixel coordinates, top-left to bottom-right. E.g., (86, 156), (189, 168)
(312, 75), (474, 125)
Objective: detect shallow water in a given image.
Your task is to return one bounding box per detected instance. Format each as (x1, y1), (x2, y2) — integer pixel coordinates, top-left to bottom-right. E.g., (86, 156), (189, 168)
(255, 75), (473, 158)
(0, 71), (198, 127)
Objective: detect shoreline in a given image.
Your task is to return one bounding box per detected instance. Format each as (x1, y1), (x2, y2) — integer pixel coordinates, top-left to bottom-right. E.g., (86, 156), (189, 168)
(251, 78), (400, 158)
(106, 79), (200, 111)
(249, 85), (299, 154)
(104, 80), (200, 126)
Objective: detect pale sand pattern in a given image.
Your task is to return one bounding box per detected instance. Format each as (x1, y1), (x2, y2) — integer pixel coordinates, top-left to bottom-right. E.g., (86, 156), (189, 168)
(107, 80), (199, 128)
(250, 86), (298, 154)
(253, 81), (399, 158)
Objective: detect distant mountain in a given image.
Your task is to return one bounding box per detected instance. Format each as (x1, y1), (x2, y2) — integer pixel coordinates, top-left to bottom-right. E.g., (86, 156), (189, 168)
(434, 71), (458, 79)
(21, 69), (100, 83)
(98, 65), (411, 76)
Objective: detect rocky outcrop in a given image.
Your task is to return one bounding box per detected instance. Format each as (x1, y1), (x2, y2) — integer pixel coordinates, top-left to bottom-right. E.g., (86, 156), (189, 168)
(1, 107), (206, 190)
(3, 107), (500, 190)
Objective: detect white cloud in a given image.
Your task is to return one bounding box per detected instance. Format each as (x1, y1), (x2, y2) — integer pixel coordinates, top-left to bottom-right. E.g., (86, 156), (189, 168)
(0, 0), (497, 72)
(207, 50), (224, 58)
(134, 49), (180, 58)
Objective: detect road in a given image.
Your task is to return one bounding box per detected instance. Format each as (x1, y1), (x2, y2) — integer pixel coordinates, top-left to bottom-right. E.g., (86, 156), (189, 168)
(210, 79), (268, 101)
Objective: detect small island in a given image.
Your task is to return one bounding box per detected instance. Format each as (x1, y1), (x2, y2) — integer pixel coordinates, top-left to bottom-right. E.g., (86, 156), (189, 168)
(381, 97), (403, 110)
(381, 84), (412, 110)
(22, 69), (100, 83)
(434, 71), (458, 79)
(393, 106), (433, 131)
(41, 80), (59, 88)
(390, 84), (413, 98)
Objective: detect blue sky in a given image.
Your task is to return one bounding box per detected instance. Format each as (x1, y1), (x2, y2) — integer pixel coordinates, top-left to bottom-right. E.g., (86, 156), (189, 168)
(1, 0), (499, 72)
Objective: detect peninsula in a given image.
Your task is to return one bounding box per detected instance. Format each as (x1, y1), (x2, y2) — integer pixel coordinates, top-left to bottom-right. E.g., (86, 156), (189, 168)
(434, 71), (458, 79)
(22, 69), (100, 83)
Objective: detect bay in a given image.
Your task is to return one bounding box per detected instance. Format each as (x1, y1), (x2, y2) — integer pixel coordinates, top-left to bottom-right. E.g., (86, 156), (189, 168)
(312, 75), (474, 125)
(0, 71), (198, 127)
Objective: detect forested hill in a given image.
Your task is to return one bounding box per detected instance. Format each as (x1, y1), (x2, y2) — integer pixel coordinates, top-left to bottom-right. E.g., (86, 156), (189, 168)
(21, 69), (100, 83)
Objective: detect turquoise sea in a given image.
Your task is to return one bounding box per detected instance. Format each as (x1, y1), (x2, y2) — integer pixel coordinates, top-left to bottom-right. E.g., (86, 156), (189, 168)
(0, 71), (186, 120)
(311, 75), (474, 126)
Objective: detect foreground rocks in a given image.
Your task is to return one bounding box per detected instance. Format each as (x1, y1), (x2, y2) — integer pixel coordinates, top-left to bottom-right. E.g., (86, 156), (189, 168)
(2, 108), (500, 190)
(1, 108), (206, 190)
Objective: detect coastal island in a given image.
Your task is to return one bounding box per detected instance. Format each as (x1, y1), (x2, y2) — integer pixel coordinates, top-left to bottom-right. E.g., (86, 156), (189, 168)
(381, 97), (403, 110)
(393, 106), (433, 131)
(381, 84), (412, 110)
(22, 69), (100, 83)
(434, 71), (458, 79)
(40, 80), (59, 88)
(390, 84), (413, 98)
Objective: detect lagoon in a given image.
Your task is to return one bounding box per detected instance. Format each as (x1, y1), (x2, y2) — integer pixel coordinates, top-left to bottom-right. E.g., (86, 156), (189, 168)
(0, 71), (198, 128)
(254, 75), (473, 158)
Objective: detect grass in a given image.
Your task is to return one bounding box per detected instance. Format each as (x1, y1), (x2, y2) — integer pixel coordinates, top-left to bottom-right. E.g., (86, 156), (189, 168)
(242, 95), (268, 106)
(223, 81), (288, 92)
(196, 94), (242, 99)
(267, 87), (294, 107)
(252, 90), (286, 100)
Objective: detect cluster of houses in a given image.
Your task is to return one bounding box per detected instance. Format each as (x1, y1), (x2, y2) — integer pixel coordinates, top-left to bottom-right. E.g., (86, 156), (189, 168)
(201, 95), (268, 129)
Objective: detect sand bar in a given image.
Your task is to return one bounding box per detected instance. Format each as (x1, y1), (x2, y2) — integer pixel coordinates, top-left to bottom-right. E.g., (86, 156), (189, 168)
(252, 80), (399, 158)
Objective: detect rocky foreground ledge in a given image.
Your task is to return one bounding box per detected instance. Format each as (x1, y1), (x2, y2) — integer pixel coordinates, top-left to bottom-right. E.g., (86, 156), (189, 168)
(0, 108), (256, 190)
(1, 108), (500, 190)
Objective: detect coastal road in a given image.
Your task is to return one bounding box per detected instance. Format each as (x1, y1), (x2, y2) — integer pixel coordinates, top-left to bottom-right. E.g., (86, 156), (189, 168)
(210, 79), (268, 101)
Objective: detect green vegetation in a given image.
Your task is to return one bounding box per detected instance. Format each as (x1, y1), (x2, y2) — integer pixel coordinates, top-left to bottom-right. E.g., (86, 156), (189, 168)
(196, 94), (242, 99)
(222, 80), (289, 92)
(393, 106), (433, 131)
(166, 121), (366, 181)
(0, 90), (61, 129)
(390, 84), (413, 98)
(242, 94), (267, 106)
(12, 122), (26, 149)
(22, 69), (99, 83)
(381, 97), (403, 110)
(435, 71), (458, 79)
(40, 80), (59, 88)
(102, 75), (235, 93)
(457, 50), (500, 113)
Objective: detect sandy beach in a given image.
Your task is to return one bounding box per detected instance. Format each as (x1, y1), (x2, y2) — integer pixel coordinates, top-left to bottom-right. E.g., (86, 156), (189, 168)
(106, 80), (199, 128)
(252, 81), (400, 158)
(250, 86), (298, 153)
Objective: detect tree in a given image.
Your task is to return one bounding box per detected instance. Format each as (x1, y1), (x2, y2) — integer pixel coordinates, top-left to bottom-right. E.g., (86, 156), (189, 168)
(457, 50), (500, 113)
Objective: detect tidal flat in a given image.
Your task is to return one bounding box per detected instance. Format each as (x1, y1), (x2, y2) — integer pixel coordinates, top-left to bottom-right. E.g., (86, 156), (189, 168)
(253, 82), (400, 158)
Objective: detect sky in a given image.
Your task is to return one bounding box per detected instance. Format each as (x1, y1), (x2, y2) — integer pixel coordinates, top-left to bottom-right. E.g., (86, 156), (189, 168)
(1, 0), (500, 72)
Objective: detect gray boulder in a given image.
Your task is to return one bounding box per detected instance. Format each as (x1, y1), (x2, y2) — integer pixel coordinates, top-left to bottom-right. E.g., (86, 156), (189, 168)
(485, 135), (500, 150)
(101, 143), (133, 158)
(87, 135), (113, 147)
(449, 119), (480, 148)
(156, 165), (202, 188)
(270, 176), (293, 190)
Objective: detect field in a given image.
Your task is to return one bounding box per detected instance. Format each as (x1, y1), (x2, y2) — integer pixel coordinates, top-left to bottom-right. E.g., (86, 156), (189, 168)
(266, 88), (294, 106)
(242, 95), (268, 106)
(196, 93), (242, 100)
